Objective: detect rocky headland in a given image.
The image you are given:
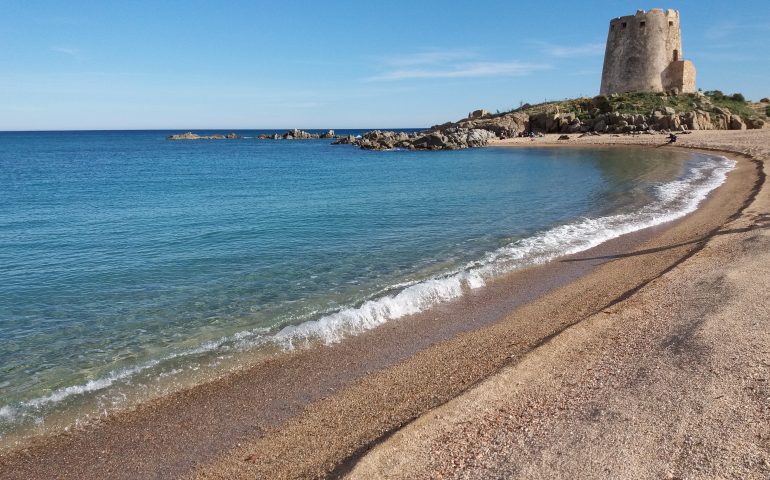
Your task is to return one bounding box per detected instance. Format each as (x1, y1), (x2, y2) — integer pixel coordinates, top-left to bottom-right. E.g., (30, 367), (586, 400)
(339, 91), (769, 151)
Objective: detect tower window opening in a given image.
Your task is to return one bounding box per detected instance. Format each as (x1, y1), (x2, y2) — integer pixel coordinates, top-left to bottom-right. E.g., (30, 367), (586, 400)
(640, 21), (646, 27)
(673, 49), (679, 61)
(621, 22), (627, 28)
(669, 21), (674, 26)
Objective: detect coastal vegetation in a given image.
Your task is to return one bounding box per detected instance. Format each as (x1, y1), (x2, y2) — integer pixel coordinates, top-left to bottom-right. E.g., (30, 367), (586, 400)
(346, 91), (767, 150)
(509, 90), (761, 123)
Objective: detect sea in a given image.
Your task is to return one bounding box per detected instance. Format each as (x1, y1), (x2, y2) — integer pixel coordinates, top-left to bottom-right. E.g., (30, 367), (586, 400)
(0, 129), (734, 447)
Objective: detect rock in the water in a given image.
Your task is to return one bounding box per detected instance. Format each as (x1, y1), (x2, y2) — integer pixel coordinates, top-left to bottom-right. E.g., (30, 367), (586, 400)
(331, 135), (356, 145)
(166, 132), (227, 140)
(282, 129), (321, 140)
(167, 132), (201, 140)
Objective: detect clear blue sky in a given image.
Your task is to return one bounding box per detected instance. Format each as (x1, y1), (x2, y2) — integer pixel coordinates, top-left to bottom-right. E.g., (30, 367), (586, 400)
(1, 0), (768, 130)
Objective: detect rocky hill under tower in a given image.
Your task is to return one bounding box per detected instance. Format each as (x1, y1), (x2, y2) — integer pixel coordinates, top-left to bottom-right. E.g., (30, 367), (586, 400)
(340, 92), (768, 151)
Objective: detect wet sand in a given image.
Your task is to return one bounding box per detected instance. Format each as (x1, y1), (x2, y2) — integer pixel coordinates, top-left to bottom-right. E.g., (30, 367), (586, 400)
(0, 130), (766, 479)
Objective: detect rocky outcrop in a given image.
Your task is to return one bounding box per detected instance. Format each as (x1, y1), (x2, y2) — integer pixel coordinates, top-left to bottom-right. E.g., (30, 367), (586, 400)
(167, 132), (202, 140)
(350, 128), (497, 151)
(282, 129), (320, 139)
(166, 132), (227, 140)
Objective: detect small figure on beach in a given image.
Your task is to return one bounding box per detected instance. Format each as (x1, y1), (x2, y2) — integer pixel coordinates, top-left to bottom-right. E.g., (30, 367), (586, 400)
(668, 133), (678, 144)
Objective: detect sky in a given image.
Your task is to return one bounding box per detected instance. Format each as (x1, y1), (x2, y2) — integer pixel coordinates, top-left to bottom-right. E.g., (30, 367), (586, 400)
(1, 0), (768, 130)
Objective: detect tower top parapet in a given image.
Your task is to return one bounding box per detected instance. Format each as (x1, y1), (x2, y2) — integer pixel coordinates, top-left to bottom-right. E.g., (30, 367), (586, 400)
(600, 8), (695, 95)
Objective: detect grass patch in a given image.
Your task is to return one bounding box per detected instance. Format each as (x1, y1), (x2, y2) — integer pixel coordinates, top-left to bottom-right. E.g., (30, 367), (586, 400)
(505, 90), (756, 120)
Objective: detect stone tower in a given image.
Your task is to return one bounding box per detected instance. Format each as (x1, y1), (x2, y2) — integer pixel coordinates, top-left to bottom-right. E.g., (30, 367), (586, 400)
(600, 9), (696, 95)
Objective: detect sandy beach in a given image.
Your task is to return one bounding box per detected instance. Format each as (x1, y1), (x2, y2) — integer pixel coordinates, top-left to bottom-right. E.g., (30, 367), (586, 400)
(1, 130), (768, 479)
(348, 130), (770, 479)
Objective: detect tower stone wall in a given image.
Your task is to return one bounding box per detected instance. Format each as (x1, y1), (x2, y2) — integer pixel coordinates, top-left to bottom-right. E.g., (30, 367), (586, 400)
(600, 9), (696, 95)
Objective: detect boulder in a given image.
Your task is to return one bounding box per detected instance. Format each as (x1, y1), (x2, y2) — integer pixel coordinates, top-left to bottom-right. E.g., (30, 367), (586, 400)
(593, 119), (607, 132)
(712, 114), (730, 130)
(468, 109), (489, 119)
(320, 129), (336, 139)
(331, 135), (356, 145)
(567, 120), (583, 133)
(696, 111), (712, 130)
(558, 135), (570, 140)
(225, 132), (240, 139)
(461, 128), (496, 147)
(729, 115), (747, 130)
(412, 132), (449, 150)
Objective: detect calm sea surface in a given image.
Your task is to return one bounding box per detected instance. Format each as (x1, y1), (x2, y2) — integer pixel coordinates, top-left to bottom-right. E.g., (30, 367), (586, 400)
(0, 130), (734, 444)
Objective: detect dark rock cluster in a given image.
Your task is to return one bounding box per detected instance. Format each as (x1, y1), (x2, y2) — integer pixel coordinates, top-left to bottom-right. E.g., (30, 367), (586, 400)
(341, 128), (497, 151)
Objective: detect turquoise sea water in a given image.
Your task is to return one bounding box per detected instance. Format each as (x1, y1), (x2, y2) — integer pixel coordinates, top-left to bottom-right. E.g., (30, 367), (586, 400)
(0, 130), (734, 444)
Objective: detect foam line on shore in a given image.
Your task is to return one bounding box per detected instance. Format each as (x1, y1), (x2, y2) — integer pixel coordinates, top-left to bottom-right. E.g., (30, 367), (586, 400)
(271, 153), (734, 348)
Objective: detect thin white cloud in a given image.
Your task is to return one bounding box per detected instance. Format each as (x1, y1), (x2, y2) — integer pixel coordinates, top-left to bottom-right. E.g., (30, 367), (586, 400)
(51, 46), (82, 60)
(382, 49), (479, 67)
(370, 61), (550, 81)
(536, 42), (605, 57)
(368, 48), (549, 81)
(704, 21), (738, 40)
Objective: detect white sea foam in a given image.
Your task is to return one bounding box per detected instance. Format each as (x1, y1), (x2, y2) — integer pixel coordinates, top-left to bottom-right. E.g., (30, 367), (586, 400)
(24, 360), (161, 410)
(0, 154), (735, 428)
(268, 154), (735, 348)
(0, 406), (17, 421)
(274, 270), (484, 349)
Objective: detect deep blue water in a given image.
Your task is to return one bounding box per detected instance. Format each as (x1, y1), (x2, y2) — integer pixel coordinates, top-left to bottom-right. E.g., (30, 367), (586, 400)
(0, 130), (734, 443)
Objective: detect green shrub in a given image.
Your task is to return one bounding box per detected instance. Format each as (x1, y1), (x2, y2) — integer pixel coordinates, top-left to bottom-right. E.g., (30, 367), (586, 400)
(766, 105), (770, 117)
(591, 95), (611, 113)
(704, 90), (725, 100)
(730, 93), (746, 102)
